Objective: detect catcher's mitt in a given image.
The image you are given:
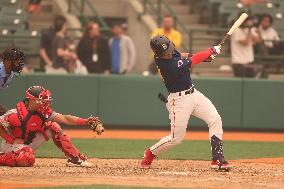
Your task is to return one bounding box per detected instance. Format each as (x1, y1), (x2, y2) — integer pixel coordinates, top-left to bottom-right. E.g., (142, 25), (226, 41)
(87, 116), (104, 135)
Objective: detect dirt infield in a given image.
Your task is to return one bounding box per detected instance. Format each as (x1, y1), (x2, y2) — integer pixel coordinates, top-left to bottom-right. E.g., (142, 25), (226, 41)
(1, 130), (284, 189)
(65, 129), (284, 142)
(1, 158), (284, 189)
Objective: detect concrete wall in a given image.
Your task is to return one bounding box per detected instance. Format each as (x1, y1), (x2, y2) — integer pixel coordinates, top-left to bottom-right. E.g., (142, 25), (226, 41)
(1, 74), (284, 130)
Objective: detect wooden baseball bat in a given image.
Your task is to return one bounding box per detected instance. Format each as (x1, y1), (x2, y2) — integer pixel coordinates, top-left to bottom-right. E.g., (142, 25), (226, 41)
(218, 13), (249, 46)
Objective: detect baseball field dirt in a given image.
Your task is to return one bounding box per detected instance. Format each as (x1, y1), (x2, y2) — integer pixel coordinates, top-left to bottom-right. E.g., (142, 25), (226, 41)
(1, 130), (284, 189)
(1, 158), (284, 189)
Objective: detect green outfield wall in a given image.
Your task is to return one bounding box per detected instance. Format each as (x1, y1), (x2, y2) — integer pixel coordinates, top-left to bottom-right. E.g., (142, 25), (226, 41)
(0, 74), (283, 130)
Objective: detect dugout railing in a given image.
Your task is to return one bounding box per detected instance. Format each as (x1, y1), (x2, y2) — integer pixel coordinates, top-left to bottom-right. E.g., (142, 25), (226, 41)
(67, 0), (109, 31)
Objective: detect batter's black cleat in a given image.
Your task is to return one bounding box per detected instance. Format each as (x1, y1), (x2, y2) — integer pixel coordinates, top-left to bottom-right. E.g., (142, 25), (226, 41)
(210, 135), (232, 171)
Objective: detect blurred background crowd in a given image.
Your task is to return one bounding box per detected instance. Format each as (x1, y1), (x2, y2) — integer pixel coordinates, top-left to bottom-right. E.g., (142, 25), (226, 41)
(0, 0), (284, 79)
(40, 16), (136, 75)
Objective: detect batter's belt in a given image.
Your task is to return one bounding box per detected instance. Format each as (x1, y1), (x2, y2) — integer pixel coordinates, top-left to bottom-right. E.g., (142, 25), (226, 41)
(171, 85), (195, 97)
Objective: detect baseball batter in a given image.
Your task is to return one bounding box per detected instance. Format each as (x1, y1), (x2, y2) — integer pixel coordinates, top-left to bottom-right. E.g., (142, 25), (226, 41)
(141, 35), (232, 170)
(0, 86), (104, 167)
(0, 47), (25, 115)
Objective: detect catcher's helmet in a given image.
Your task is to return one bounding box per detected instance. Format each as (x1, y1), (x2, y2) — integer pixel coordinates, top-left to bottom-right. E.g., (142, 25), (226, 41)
(2, 47), (25, 73)
(26, 86), (52, 111)
(150, 34), (175, 57)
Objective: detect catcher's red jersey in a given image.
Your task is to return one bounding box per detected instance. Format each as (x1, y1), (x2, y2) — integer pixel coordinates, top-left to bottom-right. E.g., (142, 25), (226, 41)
(3, 101), (56, 144)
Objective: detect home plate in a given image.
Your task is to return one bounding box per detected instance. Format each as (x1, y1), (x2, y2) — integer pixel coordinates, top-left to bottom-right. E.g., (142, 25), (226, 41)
(158, 171), (194, 176)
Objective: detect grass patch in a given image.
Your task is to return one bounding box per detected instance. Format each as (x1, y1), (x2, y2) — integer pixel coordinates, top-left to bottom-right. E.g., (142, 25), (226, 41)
(32, 139), (284, 160)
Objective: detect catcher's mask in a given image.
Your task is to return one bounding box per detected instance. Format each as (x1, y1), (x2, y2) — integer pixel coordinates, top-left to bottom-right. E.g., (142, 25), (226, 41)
(26, 86), (52, 112)
(150, 34), (175, 58)
(2, 47), (25, 74)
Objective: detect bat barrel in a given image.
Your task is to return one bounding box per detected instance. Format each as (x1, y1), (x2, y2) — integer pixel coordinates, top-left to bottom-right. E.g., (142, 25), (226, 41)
(218, 13), (248, 46)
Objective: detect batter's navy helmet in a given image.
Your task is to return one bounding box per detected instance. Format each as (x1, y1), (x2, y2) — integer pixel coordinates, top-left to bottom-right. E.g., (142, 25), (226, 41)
(150, 34), (175, 57)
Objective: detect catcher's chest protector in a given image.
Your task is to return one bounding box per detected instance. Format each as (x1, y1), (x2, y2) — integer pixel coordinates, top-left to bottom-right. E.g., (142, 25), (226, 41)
(6, 102), (49, 144)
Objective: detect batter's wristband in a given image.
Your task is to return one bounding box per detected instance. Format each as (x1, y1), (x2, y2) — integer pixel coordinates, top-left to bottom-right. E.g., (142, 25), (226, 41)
(2, 134), (14, 144)
(76, 118), (88, 125)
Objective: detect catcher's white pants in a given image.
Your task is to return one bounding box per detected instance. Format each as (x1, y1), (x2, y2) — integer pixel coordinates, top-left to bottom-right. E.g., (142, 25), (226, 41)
(150, 89), (223, 155)
(0, 130), (52, 153)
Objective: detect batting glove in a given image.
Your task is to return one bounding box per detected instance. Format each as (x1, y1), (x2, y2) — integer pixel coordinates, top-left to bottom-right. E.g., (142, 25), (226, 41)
(211, 45), (221, 55)
(209, 45), (221, 61)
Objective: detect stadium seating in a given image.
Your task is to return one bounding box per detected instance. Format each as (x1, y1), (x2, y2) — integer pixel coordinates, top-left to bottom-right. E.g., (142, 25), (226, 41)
(0, 0), (40, 70)
(0, 0), (282, 76)
(0, 0), (27, 30)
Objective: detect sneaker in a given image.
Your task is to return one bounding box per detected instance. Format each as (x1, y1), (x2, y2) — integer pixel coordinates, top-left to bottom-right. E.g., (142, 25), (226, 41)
(210, 159), (232, 170)
(66, 158), (92, 167)
(140, 148), (156, 169)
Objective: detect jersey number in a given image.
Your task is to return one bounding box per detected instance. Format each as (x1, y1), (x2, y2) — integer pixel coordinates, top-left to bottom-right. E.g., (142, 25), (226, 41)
(177, 60), (183, 67)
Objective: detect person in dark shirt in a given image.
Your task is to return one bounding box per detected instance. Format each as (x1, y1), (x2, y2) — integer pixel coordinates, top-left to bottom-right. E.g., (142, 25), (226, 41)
(40, 16), (65, 68)
(40, 27), (55, 67)
(50, 16), (77, 73)
(77, 22), (110, 74)
(140, 35), (232, 171)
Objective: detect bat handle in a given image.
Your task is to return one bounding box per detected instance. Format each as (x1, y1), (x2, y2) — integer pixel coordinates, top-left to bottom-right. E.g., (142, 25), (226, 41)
(218, 34), (230, 47)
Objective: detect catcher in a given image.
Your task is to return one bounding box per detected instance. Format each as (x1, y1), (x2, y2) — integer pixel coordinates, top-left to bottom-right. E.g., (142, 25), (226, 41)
(0, 86), (104, 167)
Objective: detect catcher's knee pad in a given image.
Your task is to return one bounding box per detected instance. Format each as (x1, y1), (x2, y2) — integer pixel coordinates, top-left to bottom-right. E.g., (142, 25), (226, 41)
(0, 146), (35, 167)
(45, 121), (63, 135)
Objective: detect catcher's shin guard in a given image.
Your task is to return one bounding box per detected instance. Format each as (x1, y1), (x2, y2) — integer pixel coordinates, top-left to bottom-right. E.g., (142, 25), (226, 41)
(0, 146), (35, 167)
(46, 122), (86, 162)
(210, 135), (232, 170)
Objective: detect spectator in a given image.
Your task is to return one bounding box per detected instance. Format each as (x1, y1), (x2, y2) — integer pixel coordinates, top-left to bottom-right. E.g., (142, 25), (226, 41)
(67, 39), (88, 75)
(231, 16), (262, 77)
(257, 14), (280, 54)
(49, 16), (77, 74)
(77, 22), (110, 74)
(240, 0), (265, 6)
(151, 15), (182, 49)
(121, 23), (128, 35)
(28, 0), (42, 13)
(109, 23), (136, 74)
(40, 16), (65, 71)
(149, 15), (182, 74)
